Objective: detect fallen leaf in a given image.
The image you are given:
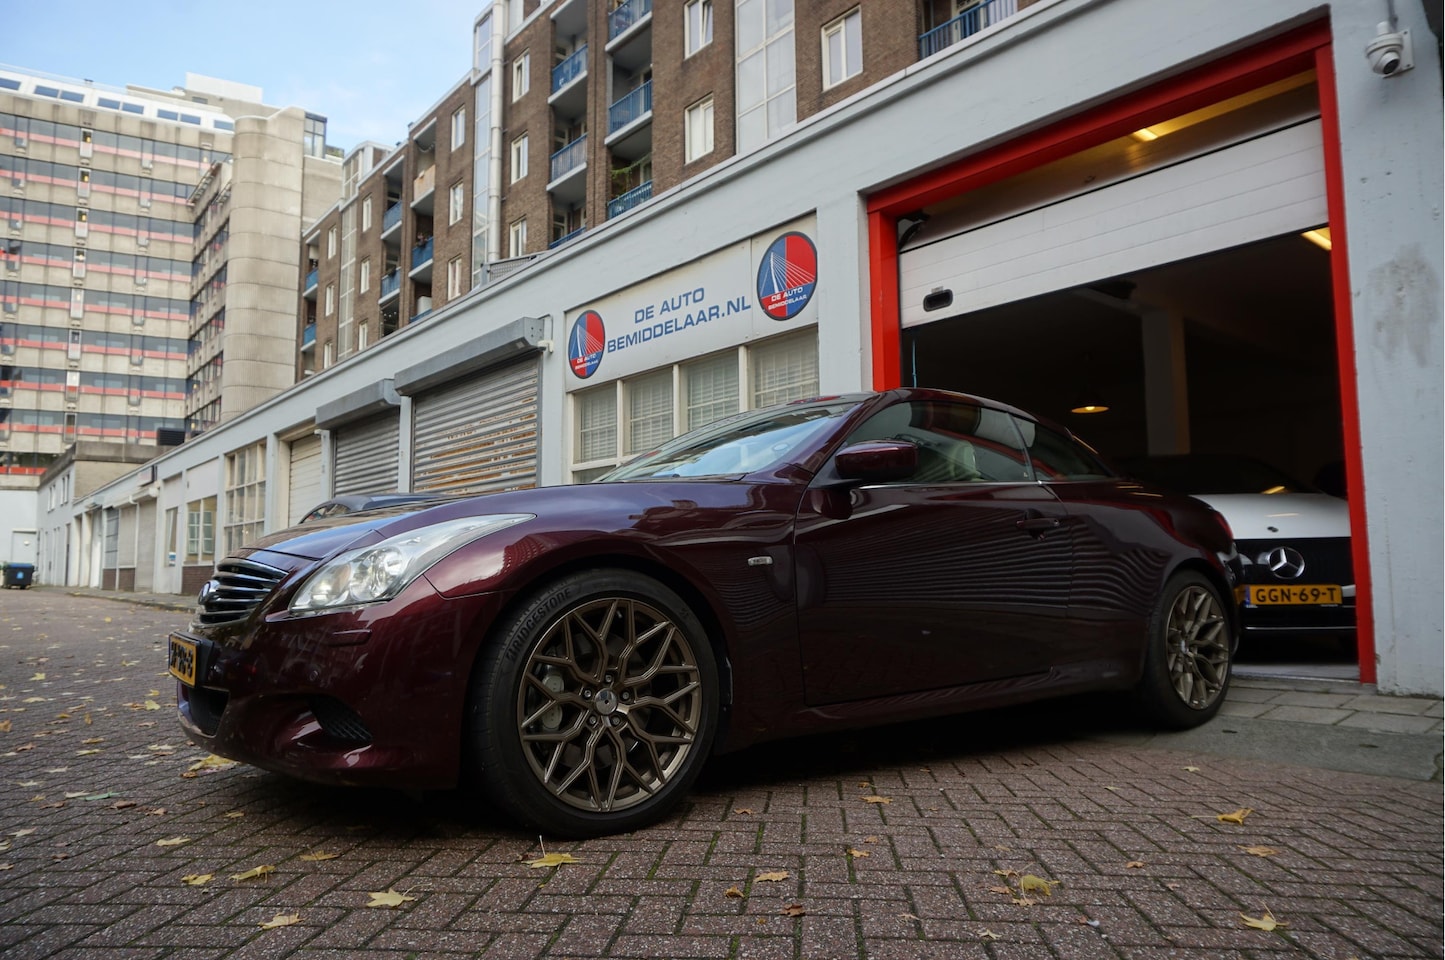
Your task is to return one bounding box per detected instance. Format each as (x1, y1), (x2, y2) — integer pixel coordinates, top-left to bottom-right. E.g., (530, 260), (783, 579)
(724, 886), (744, 899)
(846, 847), (870, 859)
(0, 720), (10, 733)
(525, 852), (578, 868)
(147, 808), (167, 816)
(1217, 808), (1254, 824)
(230, 865), (274, 881)
(111, 800), (137, 810)
(223, 811), (244, 819)
(83, 792), (118, 801)
(733, 808), (754, 815)
(365, 889), (416, 908)
(1019, 875), (1060, 897)
(299, 851), (340, 862)
(781, 903), (806, 917)
(40, 801), (65, 809)
(142, 701), (161, 711)
(76, 749), (102, 756)
(755, 870), (789, 883)
(188, 755), (236, 772)
(147, 689), (160, 697)
(10, 828), (36, 838)
(16, 781), (39, 788)
(0, 863), (11, 870)
(1125, 861), (1146, 869)
(103, 617), (112, 624)
(81, 737), (103, 745)
(862, 796), (892, 805)
(259, 913), (300, 930)
(863, 835), (879, 844)
(30, 673), (45, 681)
(1240, 909), (1287, 931)
(1104, 785), (1119, 792)
(181, 873), (213, 886)
(1183, 766), (1200, 772)
(156, 837), (191, 847)
(980, 930), (1001, 941)
(988, 885), (1013, 895)
(1240, 845), (1281, 857)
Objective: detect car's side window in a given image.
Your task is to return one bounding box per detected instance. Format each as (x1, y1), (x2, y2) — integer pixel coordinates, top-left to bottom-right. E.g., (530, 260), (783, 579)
(846, 401), (1031, 483)
(1013, 417), (1113, 481)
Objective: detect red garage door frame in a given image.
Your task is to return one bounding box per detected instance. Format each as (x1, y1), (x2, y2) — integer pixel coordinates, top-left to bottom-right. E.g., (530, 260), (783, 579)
(865, 20), (1375, 682)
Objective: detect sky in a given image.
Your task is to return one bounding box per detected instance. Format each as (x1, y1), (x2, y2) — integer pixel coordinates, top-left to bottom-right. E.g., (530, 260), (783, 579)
(2, 0), (488, 151)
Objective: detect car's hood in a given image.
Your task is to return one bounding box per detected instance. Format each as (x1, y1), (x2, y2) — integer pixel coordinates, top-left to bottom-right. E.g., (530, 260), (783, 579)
(242, 503), (447, 561)
(1189, 492), (1349, 540)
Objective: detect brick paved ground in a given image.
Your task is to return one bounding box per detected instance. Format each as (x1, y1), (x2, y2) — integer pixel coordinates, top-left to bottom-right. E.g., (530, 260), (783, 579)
(0, 589), (1439, 959)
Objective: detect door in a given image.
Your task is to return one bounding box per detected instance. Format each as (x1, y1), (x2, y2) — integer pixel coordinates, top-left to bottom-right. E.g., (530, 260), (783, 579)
(794, 398), (1074, 705)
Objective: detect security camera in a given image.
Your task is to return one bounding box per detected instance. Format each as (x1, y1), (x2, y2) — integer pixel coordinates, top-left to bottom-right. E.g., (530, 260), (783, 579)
(1365, 22), (1414, 77)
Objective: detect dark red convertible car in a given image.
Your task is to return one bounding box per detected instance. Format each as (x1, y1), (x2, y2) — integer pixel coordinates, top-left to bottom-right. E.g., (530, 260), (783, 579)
(171, 389), (1240, 837)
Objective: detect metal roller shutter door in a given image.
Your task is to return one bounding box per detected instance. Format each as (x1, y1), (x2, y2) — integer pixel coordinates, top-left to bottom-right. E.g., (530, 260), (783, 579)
(286, 433), (324, 525)
(412, 360), (539, 494)
(332, 415), (400, 496)
(899, 120), (1327, 328)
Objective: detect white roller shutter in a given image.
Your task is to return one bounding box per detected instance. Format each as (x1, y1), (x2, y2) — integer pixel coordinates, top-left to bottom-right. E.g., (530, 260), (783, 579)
(412, 359), (539, 494)
(333, 415), (400, 496)
(900, 120), (1327, 327)
(286, 433), (324, 525)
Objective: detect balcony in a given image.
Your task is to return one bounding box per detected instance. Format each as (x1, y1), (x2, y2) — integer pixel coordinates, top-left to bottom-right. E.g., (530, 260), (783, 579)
(919, 0), (1018, 58)
(381, 201), (403, 236)
(606, 80), (653, 160)
(302, 266), (318, 300)
(379, 269), (401, 302)
(608, 0), (651, 43)
(607, 180), (652, 220)
(300, 322), (316, 351)
(551, 45), (587, 94)
(411, 166), (436, 215)
(548, 135), (588, 206)
(549, 226), (587, 249)
(409, 237), (434, 283)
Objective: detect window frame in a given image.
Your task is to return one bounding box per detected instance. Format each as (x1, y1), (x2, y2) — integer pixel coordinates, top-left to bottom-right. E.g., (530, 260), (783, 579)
(685, 0), (714, 56)
(821, 7), (864, 89)
(685, 96), (715, 163)
(449, 180), (466, 224)
(512, 51), (530, 101)
(510, 134), (528, 182)
(508, 217), (527, 257)
(451, 106), (467, 149)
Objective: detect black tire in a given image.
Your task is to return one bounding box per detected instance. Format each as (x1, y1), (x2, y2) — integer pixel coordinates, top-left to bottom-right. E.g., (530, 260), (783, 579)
(1136, 570), (1233, 729)
(467, 569), (719, 838)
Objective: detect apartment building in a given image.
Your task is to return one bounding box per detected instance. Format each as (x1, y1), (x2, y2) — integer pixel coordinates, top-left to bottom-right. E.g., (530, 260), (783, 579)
(0, 67), (342, 482)
(297, 0), (1024, 375)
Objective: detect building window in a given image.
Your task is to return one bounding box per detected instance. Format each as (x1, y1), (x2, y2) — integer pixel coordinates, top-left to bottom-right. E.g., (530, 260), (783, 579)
(452, 107), (467, 149)
(686, 0), (714, 55)
(512, 52), (530, 100)
(359, 258), (371, 293)
(303, 114), (327, 158)
(449, 181), (465, 224)
(447, 257), (466, 298)
(223, 443), (266, 554)
(324, 283), (335, 316)
(735, 0), (797, 154)
(323, 340), (334, 368)
(326, 226), (337, 258)
(822, 8), (863, 88)
(510, 134), (528, 182)
(357, 321), (369, 351)
(685, 96), (715, 163)
(185, 497), (215, 564)
(569, 330), (816, 479)
(508, 218), (527, 257)
(361, 196), (372, 231)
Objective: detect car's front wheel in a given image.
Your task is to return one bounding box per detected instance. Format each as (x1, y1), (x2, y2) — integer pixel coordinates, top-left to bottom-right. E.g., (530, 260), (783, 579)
(1136, 570), (1233, 728)
(468, 570), (719, 838)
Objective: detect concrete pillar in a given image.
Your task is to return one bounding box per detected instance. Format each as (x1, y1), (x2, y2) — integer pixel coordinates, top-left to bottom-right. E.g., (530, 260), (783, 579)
(1141, 307), (1190, 455)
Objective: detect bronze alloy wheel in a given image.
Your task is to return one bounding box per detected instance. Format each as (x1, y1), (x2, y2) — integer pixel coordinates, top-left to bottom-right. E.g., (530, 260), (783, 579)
(1163, 583), (1230, 709)
(515, 595), (704, 814)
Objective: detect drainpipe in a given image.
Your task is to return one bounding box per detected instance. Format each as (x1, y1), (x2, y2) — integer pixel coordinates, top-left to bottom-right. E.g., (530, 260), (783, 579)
(488, 8), (505, 262)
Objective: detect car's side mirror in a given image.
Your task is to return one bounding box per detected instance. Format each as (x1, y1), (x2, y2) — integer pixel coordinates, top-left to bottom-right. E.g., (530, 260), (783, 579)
(834, 440), (918, 484)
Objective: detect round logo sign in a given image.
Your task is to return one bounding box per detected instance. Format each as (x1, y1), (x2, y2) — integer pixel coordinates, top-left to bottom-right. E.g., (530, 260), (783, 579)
(568, 310), (606, 379)
(756, 231), (818, 321)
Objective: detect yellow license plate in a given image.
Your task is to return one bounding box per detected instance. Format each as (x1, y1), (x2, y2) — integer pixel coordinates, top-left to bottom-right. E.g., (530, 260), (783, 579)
(168, 635), (197, 686)
(1246, 584), (1343, 606)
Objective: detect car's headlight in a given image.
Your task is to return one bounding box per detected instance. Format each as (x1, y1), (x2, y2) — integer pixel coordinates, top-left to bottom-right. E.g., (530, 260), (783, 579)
(289, 514), (532, 614)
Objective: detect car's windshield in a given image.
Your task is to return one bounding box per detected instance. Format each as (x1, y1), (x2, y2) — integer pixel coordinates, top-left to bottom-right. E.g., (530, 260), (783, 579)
(1126, 455), (1309, 495)
(602, 398), (862, 480)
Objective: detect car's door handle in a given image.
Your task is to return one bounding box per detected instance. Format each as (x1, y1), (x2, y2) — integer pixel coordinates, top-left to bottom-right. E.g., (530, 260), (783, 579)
(1016, 515), (1063, 533)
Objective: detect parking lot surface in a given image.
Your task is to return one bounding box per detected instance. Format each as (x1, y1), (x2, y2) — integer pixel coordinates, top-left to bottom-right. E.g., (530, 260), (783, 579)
(1, 588), (1440, 959)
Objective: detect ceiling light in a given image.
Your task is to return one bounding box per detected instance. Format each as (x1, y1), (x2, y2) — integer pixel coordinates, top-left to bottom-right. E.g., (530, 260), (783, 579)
(1130, 127), (1160, 142)
(1301, 227), (1332, 251)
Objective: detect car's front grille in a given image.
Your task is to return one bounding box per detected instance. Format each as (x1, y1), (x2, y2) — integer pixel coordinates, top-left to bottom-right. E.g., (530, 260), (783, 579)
(197, 557), (287, 626)
(1239, 536), (1353, 585)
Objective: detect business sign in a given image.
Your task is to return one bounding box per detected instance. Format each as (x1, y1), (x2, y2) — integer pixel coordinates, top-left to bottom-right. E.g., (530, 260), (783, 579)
(565, 216), (818, 387)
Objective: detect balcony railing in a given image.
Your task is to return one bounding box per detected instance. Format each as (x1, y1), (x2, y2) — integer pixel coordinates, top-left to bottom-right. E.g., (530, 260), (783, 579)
(381, 202), (403, 233)
(413, 165), (436, 200)
(608, 0), (652, 41)
(301, 323), (316, 348)
(918, 0), (1018, 58)
(411, 237), (434, 270)
(549, 226), (587, 249)
(607, 180), (652, 219)
(552, 45), (588, 93)
(550, 135), (588, 182)
(379, 269), (400, 299)
(608, 80), (653, 135)
(303, 267), (317, 291)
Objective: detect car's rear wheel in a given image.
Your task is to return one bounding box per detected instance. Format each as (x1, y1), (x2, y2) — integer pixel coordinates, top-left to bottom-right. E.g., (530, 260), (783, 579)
(469, 570), (719, 838)
(1136, 571), (1233, 728)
